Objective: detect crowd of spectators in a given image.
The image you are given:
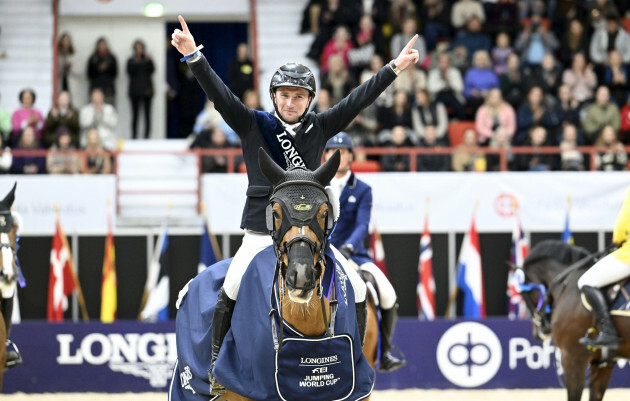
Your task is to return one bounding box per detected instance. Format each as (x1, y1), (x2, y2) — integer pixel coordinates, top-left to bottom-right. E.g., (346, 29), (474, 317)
(296, 0), (630, 172)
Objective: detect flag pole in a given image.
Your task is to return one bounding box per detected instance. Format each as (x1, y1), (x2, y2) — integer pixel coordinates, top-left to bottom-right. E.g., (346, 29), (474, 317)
(138, 203), (173, 318)
(53, 204), (89, 321)
(201, 201), (223, 260)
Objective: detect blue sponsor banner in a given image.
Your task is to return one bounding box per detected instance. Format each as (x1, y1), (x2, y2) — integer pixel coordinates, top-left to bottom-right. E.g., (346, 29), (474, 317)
(3, 319), (629, 393)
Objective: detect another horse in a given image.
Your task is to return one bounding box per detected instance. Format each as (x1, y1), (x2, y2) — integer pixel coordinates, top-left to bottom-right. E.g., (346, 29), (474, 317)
(519, 240), (630, 401)
(0, 183), (20, 390)
(171, 150), (374, 401)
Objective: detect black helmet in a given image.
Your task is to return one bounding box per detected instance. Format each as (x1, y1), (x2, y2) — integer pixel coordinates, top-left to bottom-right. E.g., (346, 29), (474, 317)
(269, 63), (316, 97)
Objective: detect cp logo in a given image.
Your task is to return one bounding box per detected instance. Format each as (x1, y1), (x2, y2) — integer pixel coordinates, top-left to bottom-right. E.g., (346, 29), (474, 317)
(436, 322), (502, 387)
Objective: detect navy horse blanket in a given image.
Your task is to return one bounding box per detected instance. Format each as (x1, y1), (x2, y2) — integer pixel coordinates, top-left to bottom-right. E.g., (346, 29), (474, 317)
(169, 246), (374, 401)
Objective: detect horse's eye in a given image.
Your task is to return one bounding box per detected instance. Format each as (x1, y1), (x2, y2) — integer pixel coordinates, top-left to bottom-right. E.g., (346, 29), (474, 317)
(273, 211), (280, 220)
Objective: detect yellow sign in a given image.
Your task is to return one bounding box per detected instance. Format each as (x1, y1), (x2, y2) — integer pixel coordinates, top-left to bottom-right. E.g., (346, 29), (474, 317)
(294, 204), (312, 211)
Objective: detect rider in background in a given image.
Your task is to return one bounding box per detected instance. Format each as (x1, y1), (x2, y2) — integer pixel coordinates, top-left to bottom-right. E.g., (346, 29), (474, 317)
(325, 132), (406, 372)
(577, 185), (630, 349)
(171, 15), (419, 394)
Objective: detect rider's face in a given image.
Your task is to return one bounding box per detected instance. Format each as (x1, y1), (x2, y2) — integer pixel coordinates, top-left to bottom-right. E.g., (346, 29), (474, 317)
(275, 87), (310, 124)
(325, 147), (353, 177)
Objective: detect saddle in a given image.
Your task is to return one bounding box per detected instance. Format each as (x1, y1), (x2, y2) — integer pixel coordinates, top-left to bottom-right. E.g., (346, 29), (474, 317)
(358, 269), (380, 307)
(606, 278), (630, 315)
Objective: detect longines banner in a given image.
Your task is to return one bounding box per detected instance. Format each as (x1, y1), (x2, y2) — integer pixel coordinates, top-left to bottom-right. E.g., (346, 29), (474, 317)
(3, 319), (629, 393)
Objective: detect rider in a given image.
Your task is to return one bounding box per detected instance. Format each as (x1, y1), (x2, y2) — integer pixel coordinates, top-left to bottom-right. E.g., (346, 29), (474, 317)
(324, 132), (406, 372)
(170, 15), (419, 394)
(577, 185), (630, 349)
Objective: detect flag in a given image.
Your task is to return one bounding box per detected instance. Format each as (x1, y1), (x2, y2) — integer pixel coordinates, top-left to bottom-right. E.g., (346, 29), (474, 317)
(12, 291), (20, 324)
(100, 216), (117, 323)
(368, 225), (389, 278)
(562, 211), (574, 244)
(507, 215), (529, 320)
(47, 219), (76, 321)
(456, 217), (486, 318)
(417, 215), (436, 320)
(198, 218), (221, 273)
(140, 224), (170, 321)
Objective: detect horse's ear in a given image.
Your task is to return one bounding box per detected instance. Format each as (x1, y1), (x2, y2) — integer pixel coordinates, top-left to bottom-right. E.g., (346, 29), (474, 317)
(314, 149), (340, 186)
(258, 147), (285, 186)
(0, 182), (17, 209)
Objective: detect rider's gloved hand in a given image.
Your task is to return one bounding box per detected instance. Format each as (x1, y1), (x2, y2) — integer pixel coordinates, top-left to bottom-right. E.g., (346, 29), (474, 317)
(339, 244), (354, 260)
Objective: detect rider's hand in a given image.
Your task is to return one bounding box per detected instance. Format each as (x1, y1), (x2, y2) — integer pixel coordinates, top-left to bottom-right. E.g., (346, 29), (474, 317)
(339, 244), (354, 260)
(393, 34), (420, 71)
(171, 15), (198, 56)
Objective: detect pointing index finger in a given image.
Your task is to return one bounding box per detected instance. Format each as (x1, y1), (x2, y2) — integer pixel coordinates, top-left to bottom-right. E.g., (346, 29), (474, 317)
(178, 15), (190, 34)
(403, 34), (418, 53)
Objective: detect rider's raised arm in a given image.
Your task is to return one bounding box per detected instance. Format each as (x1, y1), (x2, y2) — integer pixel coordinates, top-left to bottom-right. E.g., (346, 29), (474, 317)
(172, 15), (254, 138)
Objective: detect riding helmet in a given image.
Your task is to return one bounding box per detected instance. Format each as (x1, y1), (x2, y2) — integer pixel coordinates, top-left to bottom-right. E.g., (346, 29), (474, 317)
(269, 63), (316, 97)
(325, 132), (354, 152)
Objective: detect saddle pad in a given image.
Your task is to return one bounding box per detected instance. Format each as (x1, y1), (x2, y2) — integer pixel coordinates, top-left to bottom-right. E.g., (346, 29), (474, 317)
(275, 335), (356, 401)
(610, 280), (630, 315)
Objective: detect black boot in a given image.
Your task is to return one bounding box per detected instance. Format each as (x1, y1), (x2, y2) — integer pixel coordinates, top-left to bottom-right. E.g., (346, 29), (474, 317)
(208, 288), (235, 396)
(2, 296), (21, 370)
(379, 306), (406, 372)
(355, 300), (367, 347)
(579, 285), (621, 350)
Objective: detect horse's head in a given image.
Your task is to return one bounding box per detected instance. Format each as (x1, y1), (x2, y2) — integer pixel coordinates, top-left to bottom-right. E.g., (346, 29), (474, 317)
(0, 183), (18, 292)
(258, 148), (339, 304)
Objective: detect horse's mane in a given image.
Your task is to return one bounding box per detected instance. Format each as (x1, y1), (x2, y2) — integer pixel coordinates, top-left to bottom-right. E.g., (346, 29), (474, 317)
(524, 240), (591, 267)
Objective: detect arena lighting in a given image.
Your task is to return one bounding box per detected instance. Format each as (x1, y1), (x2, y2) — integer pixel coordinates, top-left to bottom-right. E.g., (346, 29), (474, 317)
(143, 2), (165, 17)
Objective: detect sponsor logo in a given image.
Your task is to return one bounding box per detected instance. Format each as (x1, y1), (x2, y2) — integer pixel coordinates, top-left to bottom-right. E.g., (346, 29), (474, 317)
(335, 264), (348, 303)
(493, 193), (518, 218)
(294, 204), (313, 211)
(180, 365), (196, 394)
(276, 132), (306, 168)
(57, 332), (176, 388)
(436, 322), (502, 387)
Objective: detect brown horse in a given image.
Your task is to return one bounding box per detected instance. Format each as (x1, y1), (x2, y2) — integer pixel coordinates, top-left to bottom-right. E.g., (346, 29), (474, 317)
(212, 149), (374, 401)
(520, 240), (630, 401)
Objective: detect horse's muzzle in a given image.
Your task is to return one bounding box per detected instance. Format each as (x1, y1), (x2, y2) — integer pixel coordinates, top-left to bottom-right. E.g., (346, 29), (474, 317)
(285, 241), (317, 302)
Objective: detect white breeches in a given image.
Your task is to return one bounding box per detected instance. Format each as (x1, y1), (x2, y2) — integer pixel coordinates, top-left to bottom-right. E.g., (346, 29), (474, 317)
(1, 284), (15, 298)
(578, 254), (630, 289)
(358, 262), (397, 310)
(223, 231), (366, 303)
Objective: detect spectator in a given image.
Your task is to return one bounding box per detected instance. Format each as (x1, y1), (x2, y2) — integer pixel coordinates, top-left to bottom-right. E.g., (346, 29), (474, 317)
(594, 124), (628, 170)
(517, 0), (546, 19)
(451, 0), (485, 30)
(500, 53), (527, 109)
(360, 54), (395, 112)
(322, 54), (356, 106)
(427, 52), (466, 120)
(57, 32), (76, 95)
(347, 15), (384, 80)
(87, 37), (118, 105)
(420, 0), (451, 51)
(582, 85), (621, 144)
(619, 93), (630, 143)
(411, 88), (448, 144)
(320, 25), (354, 75)
(491, 32), (514, 76)
(242, 89), (263, 111)
(44, 90), (79, 148)
(227, 43), (254, 101)
(11, 126), (44, 174)
(587, 0), (619, 30)
(475, 88), (517, 146)
(82, 128), (112, 174)
(558, 19), (589, 68)
(306, 0), (362, 61)
(0, 92), (10, 140)
(515, 126), (557, 171)
(417, 124), (450, 171)
(515, 86), (552, 145)
(450, 44), (470, 74)
(484, 1), (519, 38)
(127, 39), (155, 139)
(463, 50), (499, 113)
(193, 99), (224, 135)
(378, 89), (413, 130)
(190, 126), (235, 173)
(380, 125), (414, 172)
(590, 14), (630, 69)
(451, 127), (486, 171)
(514, 14), (560, 68)
(345, 74), (380, 148)
(390, 18), (427, 68)
(562, 52), (598, 104)
(11, 88), (44, 144)
(388, 0), (418, 33)
(0, 135), (12, 174)
(486, 126), (514, 171)
(313, 88), (332, 113)
(79, 88), (119, 150)
(450, 16), (492, 63)
(526, 53), (562, 100)
(603, 49), (630, 106)
(559, 123), (585, 171)
(46, 128), (80, 174)
(393, 59), (427, 98)
(548, 84), (582, 140)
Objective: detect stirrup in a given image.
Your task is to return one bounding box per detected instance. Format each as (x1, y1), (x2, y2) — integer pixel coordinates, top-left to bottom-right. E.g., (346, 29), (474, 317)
(378, 345), (406, 372)
(209, 377), (227, 396)
(579, 329), (620, 351)
(4, 340), (22, 371)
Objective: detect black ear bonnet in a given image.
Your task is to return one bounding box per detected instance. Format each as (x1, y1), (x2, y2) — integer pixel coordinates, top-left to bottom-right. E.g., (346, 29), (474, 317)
(0, 182), (16, 233)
